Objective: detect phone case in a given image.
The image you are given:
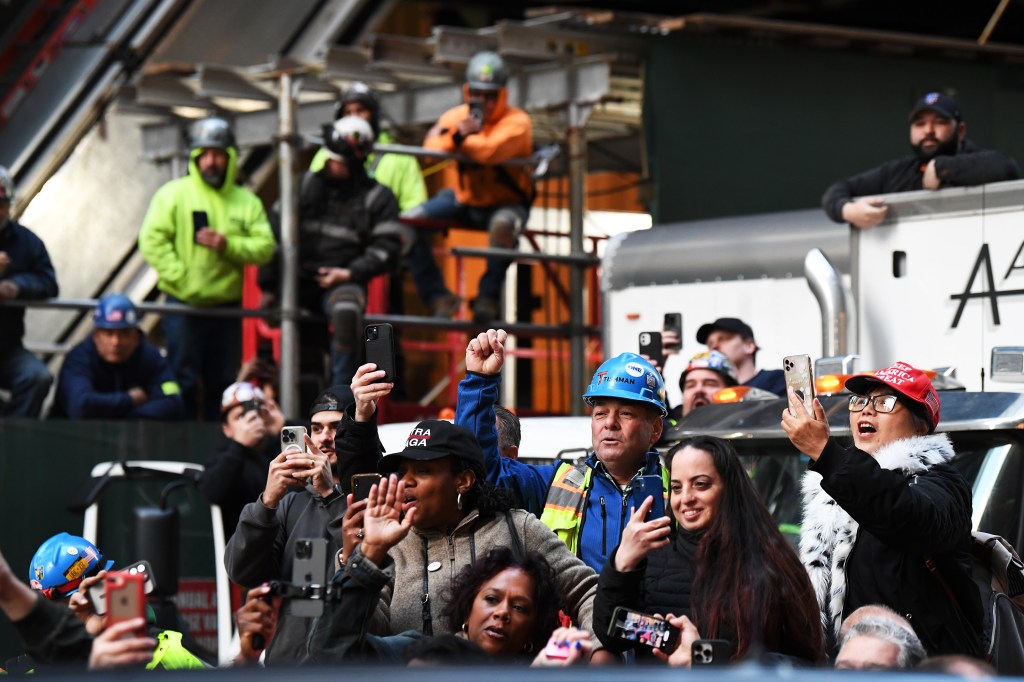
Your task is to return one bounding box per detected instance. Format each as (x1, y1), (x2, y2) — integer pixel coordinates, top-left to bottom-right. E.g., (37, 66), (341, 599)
(365, 324), (397, 383)
(783, 354), (815, 416)
(280, 426), (307, 453)
(351, 474), (381, 502)
(289, 538), (328, 618)
(691, 639), (732, 665)
(638, 331), (664, 368)
(631, 475), (665, 522)
(105, 571), (145, 627)
(89, 560), (154, 616)
(608, 606), (680, 653)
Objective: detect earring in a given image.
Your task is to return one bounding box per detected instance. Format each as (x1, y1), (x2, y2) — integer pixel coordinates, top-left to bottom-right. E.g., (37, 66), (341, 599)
(523, 641), (534, 654)
(456, 492), (463, 510)
(462, 623), (468, 633)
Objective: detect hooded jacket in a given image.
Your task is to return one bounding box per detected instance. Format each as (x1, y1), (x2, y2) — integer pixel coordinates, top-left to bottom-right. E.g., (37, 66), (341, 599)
(423, 91), (533, 208)
(801, 433), (982, 656)
(138, 146), (275, 306)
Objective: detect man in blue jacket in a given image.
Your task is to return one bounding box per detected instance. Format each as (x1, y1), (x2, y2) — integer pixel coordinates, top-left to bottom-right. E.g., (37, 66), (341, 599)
(456, 328), (669, 574)
(53, 294), (182, 420)
(0, 165), (58, 418)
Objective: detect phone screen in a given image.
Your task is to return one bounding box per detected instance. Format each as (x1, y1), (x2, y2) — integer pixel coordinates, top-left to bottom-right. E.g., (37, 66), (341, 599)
(608, 607), (680, 653)
(192, 211), (209, 242)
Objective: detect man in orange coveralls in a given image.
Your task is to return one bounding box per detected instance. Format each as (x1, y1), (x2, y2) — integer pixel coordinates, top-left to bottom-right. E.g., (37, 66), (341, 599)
(404, 51), (533, 324)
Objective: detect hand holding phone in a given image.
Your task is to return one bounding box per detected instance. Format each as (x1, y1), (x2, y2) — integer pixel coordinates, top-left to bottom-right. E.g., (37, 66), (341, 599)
(192, 211), (209, 243)
(631, 475), (665, 522)
(639, 331), (665, 369)
(783, 354), (815, 416)
(364, 324), (397, 383)
(280, 426), (308, 454)
(351, 474), (382, 502)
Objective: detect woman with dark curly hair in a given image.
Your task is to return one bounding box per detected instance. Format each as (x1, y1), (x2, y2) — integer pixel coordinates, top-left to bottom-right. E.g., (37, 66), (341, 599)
(593, 435), (824, 666)
(308, 541), (561, 663)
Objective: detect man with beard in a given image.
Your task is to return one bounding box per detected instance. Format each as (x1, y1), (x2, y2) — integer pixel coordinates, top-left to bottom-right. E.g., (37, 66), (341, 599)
(822, 92), (1019, 229)
(138, 117), (275, 421)
(258, 116), (401, 387)
(224, 385), (377, 665)
(667, 350), (738, 421)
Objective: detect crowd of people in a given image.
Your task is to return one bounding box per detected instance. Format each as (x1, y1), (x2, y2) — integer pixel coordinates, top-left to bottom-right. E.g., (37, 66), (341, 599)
(0, 323), (1004, 674)
(0, 50), (1016, 674)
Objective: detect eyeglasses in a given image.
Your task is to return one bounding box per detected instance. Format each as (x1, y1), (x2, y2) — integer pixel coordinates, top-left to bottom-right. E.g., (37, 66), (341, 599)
(848, 394), (899, 413)
(468, 90), (499, 101)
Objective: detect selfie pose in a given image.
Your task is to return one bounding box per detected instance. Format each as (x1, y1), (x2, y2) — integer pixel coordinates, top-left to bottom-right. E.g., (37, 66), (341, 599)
(783, 361), (982, 657)
(593, 435), (824, 665)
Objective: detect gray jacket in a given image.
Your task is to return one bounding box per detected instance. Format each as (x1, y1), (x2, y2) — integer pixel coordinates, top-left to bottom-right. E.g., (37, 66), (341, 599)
(351, 507), (598, 636)
(224, 486), (345, 665)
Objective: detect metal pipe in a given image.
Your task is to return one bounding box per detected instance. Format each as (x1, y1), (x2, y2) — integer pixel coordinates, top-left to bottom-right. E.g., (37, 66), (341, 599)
(568, 103), (588, 416)
(450, 246), (599, 266)
(278, 73), (301, 418)
(364, 313), (601, 337)
(804, 248), (851, 358)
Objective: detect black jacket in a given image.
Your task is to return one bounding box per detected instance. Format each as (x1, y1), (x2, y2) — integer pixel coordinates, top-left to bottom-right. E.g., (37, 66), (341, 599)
(259, 169), (402, 302)
(802, 434), (982, 656)
(197, 436), (278, 539)
(821, 142), (1020, 223)
(0, 219), (58, 353)
(594, 533), (698, 655)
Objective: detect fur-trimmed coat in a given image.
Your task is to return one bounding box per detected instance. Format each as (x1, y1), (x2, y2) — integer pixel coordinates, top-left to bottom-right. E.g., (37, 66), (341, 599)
(800, 434), (982, 656)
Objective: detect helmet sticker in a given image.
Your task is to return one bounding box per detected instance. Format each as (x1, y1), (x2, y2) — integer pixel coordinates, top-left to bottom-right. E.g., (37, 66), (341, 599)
(625, 362), (645, 377)
(34, 565), (44, 581)
(63, 557), (89, 582)
(646, 373), (657, 388)
(596, 370), (609, 385)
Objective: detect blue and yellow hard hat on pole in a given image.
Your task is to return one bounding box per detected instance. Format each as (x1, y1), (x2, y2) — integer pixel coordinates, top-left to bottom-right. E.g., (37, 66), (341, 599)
(582, 353), (668, 417)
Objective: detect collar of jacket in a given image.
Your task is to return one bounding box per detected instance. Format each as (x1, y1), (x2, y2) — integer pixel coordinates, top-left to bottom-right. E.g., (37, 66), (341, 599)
(411, 507), (482, 539)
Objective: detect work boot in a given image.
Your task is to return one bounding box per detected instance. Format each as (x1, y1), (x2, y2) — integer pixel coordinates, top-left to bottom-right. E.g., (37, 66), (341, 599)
(471, 296), (501, 324)
(430, 292), (463, 319)
(488, 220), (521, 250)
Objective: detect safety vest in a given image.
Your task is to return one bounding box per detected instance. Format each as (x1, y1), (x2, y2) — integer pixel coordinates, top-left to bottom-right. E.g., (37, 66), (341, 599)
(539, 460), (670, 557)
(146, 630), (206, 670)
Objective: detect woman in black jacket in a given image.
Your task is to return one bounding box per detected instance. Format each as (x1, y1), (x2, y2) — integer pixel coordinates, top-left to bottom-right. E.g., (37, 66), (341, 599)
(594, 435), (824, 665)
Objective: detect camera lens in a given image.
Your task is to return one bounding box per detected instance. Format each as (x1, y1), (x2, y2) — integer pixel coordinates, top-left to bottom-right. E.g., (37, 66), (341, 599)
(367, 327), (378, 340)
(296, 541), (312, 559)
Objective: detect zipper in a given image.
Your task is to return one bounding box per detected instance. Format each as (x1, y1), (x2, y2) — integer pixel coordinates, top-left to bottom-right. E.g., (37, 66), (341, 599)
(600, 496), (607, 555)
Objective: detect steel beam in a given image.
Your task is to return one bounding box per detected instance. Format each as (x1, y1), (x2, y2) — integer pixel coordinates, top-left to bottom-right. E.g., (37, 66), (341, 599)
(277, 73), (301, 418)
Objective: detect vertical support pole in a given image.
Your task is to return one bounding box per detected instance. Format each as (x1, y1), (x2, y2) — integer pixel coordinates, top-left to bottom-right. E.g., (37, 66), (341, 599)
(278, 73), (300, 418)
(567, 102), (588, 416)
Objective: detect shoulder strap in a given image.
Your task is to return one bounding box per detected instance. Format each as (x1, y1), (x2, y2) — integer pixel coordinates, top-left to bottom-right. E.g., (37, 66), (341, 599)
(505, 510), (524, 559)
(421, 535), (433, 636)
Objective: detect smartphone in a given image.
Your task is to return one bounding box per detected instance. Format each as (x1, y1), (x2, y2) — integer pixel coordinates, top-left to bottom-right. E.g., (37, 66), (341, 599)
(631, 475), (665, 522)
(608, 606), (680, 653)
(105, 571), (145, 630)
(89, 560), (154, 616)
(783, 354), (815, 416)
(289, 538), (327, 618)
(351, 473), (381, 502)
(638, 331), (664, 368)
(663, 313), (682, 351)
(281, 425), (308, 454)
(364, 323), (397, 383)
(192, 211), (209, 242)
(469, 100), (484, 122)
(542, 639), (571, 660)
(691, 639), (733, 666)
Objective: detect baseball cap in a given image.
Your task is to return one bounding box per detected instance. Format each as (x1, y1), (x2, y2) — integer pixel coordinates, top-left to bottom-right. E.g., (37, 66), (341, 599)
(909, 92), (962, 123)
(679, 350), (738, 387)
(845, 361), (940, 431)
(696, 317), (756, 345)
(378, 419), (485, 474)
(309, 385), (354, 417)
(220, 381), (265, 418)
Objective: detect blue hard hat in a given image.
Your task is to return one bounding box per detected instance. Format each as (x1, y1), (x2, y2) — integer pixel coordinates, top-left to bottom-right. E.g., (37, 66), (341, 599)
(93, 294), (139, 330)
(29, 532), (114, 599)
(582, 353), (668, 417)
